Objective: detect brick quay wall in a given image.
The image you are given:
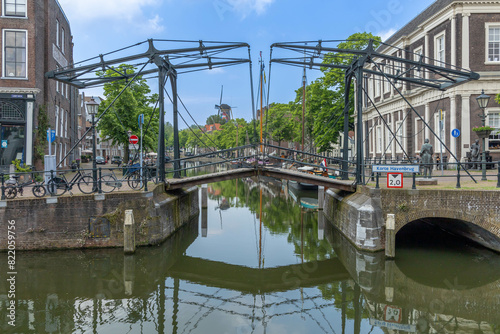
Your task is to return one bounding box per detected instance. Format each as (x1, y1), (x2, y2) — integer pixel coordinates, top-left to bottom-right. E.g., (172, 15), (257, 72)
(0, 185), (199, 251)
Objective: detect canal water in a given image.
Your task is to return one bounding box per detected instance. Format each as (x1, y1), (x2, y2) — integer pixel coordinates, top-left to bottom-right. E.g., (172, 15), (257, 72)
(1, 176), (500, 333)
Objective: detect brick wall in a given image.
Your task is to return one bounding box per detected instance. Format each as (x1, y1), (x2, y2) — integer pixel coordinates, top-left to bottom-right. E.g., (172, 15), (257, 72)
(324, 186), (500, 252)
(0, 185), (199, 251)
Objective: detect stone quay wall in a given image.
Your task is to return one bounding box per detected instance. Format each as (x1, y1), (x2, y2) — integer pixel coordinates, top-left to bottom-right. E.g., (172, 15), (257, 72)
(0, 185), (199, 251)
(324, 186), (500, 252)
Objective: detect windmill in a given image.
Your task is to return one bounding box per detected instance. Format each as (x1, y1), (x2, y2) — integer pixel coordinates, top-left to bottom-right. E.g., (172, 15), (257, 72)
(214, 85), (235, 122)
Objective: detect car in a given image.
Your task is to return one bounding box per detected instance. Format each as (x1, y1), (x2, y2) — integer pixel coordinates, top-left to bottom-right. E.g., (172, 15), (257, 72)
(185, 152), (194, 157)
(111, 156), (122, 164)
(95, 156), (106, 164)
(164, 155), (171, 162)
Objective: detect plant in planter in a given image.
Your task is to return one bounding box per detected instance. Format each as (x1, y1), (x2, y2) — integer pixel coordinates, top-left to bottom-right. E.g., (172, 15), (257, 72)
(472, 126), (494, 138)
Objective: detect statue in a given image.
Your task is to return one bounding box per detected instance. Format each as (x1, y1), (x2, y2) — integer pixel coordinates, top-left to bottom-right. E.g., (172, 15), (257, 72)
(470, 139), (481, 169)
(420, 138), (433, 178)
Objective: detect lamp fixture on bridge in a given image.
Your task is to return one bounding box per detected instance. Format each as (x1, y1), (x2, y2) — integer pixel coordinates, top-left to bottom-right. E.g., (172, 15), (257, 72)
(475, 89), (491, 181)
(87, 98), (99, 192)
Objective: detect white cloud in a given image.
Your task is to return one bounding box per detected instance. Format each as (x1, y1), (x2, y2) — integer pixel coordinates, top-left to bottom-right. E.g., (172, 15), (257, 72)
(146, 15), (165, 33)
(378, 28), (397, 42)
(228, 0), (275, 16)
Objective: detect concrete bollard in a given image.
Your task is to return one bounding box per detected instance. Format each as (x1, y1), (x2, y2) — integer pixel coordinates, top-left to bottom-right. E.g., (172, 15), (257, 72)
(124, 210), (136, 254)
(201, 184), (208, 209)
(318, 186), (325, 210)
(385, 214), (395, 259)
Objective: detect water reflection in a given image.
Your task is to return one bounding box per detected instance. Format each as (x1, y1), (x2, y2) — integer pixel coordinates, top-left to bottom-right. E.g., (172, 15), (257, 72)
(0, 176), (499, 333)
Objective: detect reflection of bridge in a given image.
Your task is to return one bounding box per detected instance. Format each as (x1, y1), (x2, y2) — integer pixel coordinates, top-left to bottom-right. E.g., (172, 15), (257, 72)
(168, 255), (349, 294)
(166, 166), (356, 192)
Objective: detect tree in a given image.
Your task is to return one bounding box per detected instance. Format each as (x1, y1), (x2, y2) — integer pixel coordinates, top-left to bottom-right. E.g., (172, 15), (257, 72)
(96, 64), (159, 162)
(291, 33), (381, 154)
(206, 114), (226, 125)
(267, 103), (294, 151)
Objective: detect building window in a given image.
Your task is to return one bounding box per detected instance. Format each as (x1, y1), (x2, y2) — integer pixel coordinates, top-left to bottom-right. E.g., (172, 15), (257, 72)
(61, 27), (65, 54)
(3, 30), (26, 78)
(56, 19), (60, 47)
(384, 62), (391, 93)
(4, 0), (26, 17)
(55, 106), (59, 137)
(376, 125), (382, 154)
(385, 122), (392, 153)
(413, 47), (423, 78)
(396, 120), (404, 153)
(488, 110), (500, 150)
(434, 111), (446, 153)
(487, 24), (500, 62)
(435, 32), (445, 64)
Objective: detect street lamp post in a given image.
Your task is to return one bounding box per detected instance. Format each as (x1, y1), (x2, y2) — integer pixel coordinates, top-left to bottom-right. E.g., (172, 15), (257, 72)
(87, 98), (99, 190)
(476, 90), (491, 181)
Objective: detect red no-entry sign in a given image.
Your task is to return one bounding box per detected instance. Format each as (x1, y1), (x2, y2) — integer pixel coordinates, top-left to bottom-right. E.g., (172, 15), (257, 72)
(129, 135), (139, 144)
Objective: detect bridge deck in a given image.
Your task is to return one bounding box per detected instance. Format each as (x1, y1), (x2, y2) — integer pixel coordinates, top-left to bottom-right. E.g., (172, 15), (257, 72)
(165, 166), (356, 192)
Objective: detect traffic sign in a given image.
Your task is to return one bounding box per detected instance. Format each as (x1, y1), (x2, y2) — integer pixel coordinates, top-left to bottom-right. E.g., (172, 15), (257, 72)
(387, 173), (403, 188)
(451, 128), (460, 138)
(384, 305), (402, 323)
(1, 140), (7, 148)
(129, 135), (139, 144)
(47, 129), (56, 143)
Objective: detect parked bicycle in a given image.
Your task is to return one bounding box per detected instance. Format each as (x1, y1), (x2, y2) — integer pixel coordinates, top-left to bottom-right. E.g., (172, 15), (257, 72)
(3, 173), (45, 199)
(42, 169), (96, 196)
(99, 167), (124, 193)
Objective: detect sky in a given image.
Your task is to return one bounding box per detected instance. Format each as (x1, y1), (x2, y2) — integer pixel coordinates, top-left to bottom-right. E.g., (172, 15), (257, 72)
(58, 0), (435, 129)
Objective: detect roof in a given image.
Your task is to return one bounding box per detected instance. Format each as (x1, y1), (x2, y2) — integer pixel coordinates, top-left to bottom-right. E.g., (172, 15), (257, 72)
(379, 0), (455, 51)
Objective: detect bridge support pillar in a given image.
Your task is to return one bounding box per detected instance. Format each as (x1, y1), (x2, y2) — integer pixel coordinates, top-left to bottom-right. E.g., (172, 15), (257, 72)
(201, 184), (208, 209)
(385, 214), (395, 259)
(124, 210), (136, 254)
(318, 186), (325, 210)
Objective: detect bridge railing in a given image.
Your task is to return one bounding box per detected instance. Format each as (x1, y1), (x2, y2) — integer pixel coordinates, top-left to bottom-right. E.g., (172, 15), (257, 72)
(369, 160), (500, 189)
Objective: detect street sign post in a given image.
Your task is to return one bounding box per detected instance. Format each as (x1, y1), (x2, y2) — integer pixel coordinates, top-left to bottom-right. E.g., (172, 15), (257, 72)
(387, 173), (403, 188)
(452, 129), (460, 166)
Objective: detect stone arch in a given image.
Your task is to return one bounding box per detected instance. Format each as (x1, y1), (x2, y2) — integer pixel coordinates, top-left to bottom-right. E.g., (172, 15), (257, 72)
(394, 209), (500, 252)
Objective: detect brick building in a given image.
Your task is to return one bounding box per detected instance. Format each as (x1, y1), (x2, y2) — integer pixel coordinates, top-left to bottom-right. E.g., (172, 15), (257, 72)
(362, 0), (500, 163)
(0, 0), (78, 172)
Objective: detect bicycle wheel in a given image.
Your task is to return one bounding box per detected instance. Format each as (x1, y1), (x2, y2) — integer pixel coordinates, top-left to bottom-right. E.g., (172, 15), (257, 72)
(77, 176), (96, 194)
(4, 185), (17, 199)
(32, 184), (46, 198)
(100, 174), (117, 193)
(127, 172), (143, 190)
(47, 178), (67, 196)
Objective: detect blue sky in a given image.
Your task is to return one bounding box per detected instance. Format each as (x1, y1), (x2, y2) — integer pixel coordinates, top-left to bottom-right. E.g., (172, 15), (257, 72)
(59, 0), (435, 128)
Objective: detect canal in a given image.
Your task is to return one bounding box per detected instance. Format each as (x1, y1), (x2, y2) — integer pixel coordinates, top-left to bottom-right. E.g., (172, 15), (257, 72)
(1, 174), (500, 333)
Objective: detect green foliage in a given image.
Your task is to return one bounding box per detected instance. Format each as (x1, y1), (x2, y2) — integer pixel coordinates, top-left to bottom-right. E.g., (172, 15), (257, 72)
(472, 126), (494, 131)
(206, 114), (226, 125)
(12, 159), (31, 173)
(34, 104), (49, 163)
(96, 64), (159, 161)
